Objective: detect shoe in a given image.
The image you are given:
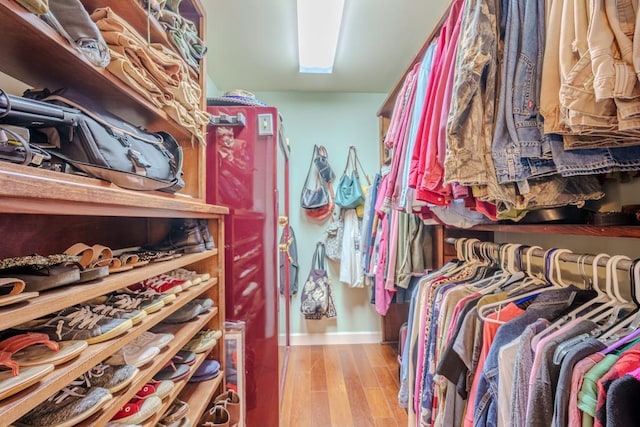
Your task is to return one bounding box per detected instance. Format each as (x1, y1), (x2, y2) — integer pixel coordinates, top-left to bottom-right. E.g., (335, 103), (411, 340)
(166, 268), (210, 286)
(198, 219), (215, 250)
(16, 385), (112, 427)
(135, 379), (174, 400)
(189, 359), (220, 383)
(132, 331), (174, 350)
(153, 361), (190, 382)
(125, 286), (177, 307)
(83, 302), (147, 325)
(182, 330), (222, 353)
(111, 395), (163, 424)
(148, 219), (206, 254)
(128, 274), (188, 295)
(171, 350), (196, 366)
(199, 405), (230, 427)
(213, 390), (241, 427)
(162, 298), (214, 324)
(105, 344), (160, 368)
(88, 290), (165, 315)
(75, 363), (138, 394)
(160, 398), (189, 424)
(157, 416), (191, 427)
(13, 306), (133, 344)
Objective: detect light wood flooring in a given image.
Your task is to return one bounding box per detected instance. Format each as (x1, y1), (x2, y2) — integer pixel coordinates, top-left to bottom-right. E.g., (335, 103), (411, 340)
(280, 344), (408, 427)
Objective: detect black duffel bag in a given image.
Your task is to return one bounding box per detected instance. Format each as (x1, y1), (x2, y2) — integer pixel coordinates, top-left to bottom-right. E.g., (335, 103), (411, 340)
(0, 89), (184, 193)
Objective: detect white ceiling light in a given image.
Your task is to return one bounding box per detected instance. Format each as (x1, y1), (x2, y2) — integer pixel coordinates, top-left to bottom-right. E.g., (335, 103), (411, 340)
(297, 0), (345, 74)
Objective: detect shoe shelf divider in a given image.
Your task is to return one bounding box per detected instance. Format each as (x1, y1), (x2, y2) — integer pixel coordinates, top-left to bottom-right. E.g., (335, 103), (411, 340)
(81, 308), (219, 426)
(142, 352), (224, 426)
(0, 251), (218, 332)
(0, 277), (219, 425)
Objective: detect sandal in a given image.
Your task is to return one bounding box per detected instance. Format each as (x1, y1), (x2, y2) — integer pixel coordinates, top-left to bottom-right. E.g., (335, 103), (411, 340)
(64, 243), (109, 283)
(90, 245), (134, 274)
(171, 350), (196, 366)
(5, 264), (81, 293)
(0, 278), (38, 307)
(0, 363), (54, 401)
(153, 361), (190, 382)
(188, 359), (220, 383)
(160, 398), (189, 424)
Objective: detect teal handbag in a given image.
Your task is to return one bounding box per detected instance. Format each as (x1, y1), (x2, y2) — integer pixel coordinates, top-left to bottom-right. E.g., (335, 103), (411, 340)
(335, 146), (370, 209)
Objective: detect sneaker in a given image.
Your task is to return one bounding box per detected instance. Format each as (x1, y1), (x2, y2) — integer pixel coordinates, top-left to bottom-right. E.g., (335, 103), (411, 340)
(84, 302), (147, 325)
(105, 344), (160, 368)
(75, 362), (138, 394)
(89, 290), (166, 314)
(17, 384), (112, 427)
(13, 306), (133, 345)
(182, 329), (222, 354)
(135, 379), (174, 400)
(126, 287), (177, 306)
(166, 268), (210, 286)
(128, 274), (188, 294)
(131, 331), (174, 350)
(111, 395), (163, 424)
(162, 298), (214, 324)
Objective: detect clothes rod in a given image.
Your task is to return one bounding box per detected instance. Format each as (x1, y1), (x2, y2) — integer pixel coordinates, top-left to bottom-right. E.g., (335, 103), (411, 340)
(444, 238), (634, 271)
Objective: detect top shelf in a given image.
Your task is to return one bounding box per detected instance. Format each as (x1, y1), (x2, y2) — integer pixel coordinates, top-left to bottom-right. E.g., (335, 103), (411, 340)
(0, 162), (228, 217)
(465, 224), (640, 239)
(0, 0), (197, 140)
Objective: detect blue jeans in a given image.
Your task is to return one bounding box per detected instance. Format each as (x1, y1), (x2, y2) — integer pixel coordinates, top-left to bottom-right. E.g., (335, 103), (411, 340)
(549, 135), (640, 176)
(492, 0), (553, 184)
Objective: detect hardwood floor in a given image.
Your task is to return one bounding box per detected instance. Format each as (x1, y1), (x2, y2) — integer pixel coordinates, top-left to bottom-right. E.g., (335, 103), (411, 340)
(280, 344), (408, 427)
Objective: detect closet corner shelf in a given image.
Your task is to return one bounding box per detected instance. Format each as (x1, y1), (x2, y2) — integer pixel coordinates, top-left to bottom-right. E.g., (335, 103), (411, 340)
(462, 223), (640, 239)
(0, 0), (198, 141)
(0, 162), (228, 217)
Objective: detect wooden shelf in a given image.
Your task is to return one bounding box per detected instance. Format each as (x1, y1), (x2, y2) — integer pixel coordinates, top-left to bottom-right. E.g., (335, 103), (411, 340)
(143, 352), (223, 426)
(0, 0), (197, 141)
(0, 281), (219, 425)
(83, 309), (219, 426)
(0, 252), (217, 331)
(0, 162), (228, 218)
(467, 224), (640, 239)
(180, 371), (225, 424)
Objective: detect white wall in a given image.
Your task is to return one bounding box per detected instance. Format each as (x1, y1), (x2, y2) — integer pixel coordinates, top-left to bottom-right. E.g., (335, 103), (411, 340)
(253, 91), (386, 345)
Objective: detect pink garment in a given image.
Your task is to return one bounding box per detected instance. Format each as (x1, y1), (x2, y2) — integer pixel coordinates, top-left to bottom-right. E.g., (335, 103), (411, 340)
(464, 302), (525, 427)
(568, 352), (604, 427)
(445, 292), (481, 346)
(386, 66), (420, 207)
(374, 175), (395, 315)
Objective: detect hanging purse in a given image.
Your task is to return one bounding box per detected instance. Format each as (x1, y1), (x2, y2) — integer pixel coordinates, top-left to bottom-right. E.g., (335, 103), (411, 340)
(300, 242), (337, 320)
(335, 146), (371, 209)
(300, 145), (332, 211)
(324, 206), (344, 262)
(313, 145), (336, 184)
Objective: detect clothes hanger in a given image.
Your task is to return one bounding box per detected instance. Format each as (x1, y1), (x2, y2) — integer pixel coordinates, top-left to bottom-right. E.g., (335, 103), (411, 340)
(589, 255), (634, 327)
(471, 243), (526, 295)
(598, 258), (640, 341)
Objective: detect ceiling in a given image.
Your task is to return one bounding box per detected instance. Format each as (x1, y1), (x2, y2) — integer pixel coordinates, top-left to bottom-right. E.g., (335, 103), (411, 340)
(203, 0), (449, 94)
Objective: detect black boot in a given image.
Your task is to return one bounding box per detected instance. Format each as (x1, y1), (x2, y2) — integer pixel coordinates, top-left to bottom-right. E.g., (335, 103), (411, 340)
(199, 219), (215, 250)
(151, 219), (206, 254)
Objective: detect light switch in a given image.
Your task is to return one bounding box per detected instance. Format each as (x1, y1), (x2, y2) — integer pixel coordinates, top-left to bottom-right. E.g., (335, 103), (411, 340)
(258, 113), (274, 136)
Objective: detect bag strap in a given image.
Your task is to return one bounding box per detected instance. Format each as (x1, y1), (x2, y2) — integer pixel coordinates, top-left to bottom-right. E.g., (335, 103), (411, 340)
(302, 145), (320, 191)
(312, 242), (326, 271)
(350, 146), (371, 186)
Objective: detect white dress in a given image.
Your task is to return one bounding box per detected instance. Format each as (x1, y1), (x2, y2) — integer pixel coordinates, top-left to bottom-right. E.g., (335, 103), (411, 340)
(339, 209), (364, 287)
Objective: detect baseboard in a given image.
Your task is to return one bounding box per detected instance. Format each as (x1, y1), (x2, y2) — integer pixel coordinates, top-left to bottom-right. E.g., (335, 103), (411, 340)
(280, 331), (383, 346)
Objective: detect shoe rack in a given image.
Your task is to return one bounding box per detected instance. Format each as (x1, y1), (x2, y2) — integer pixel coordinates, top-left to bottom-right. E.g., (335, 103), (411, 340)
(0, 0), (227, 425)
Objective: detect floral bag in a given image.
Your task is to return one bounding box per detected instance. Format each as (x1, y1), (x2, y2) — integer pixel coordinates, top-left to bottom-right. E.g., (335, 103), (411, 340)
(300, 242), (337, 320)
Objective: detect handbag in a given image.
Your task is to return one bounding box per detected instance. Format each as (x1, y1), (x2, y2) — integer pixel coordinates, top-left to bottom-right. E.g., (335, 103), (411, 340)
(300, 242), (337, 320)
(301, 145), (332, 211)
(335, 146), (371, 209)
(324, 206), (344, 262)
(14, 90), (184, 193)
(0, 126), (51, 167)
(313, 145), (336, 184)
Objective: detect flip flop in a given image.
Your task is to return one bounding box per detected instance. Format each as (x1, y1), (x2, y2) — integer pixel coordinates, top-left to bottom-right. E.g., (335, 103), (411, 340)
(64, 243), (110, 283)
(153, 362), (190, 382)
(10, 338), (87, 368)
(91, 245), (134, 274)
(0, 278), (38, 307)
(118, 254), (149, 269)
(0, 363), (54, 401)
